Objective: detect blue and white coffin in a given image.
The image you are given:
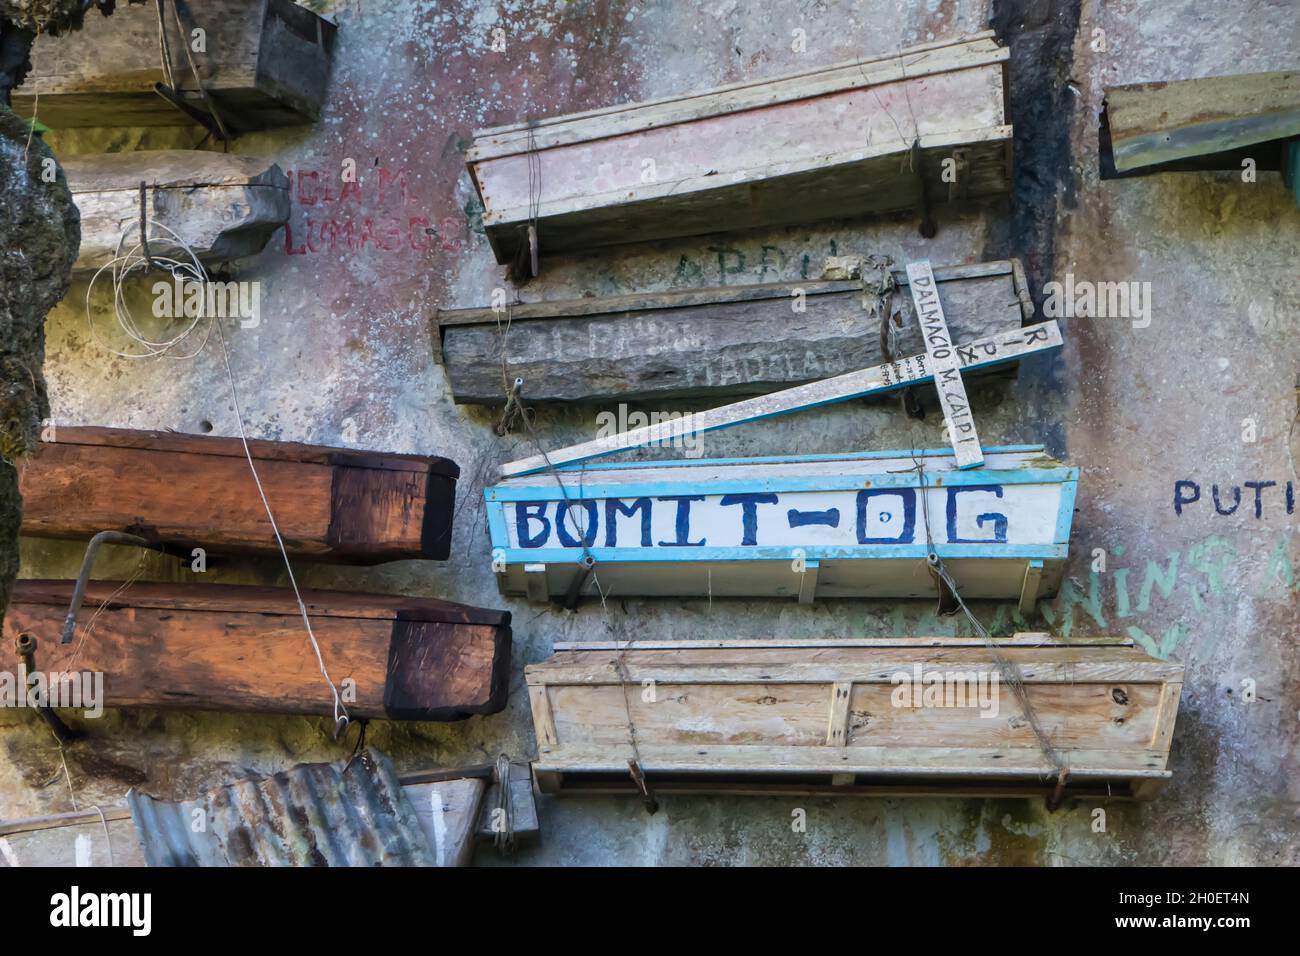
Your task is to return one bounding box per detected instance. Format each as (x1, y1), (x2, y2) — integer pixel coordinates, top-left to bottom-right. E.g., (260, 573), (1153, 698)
(485, 445), (1077, 606)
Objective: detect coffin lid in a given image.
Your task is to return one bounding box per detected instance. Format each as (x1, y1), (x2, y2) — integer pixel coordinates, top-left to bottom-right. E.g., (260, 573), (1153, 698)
(42, 426), (460, 478)
(436, 260), (1022, 327)
(60, 151), (289, 194)
(13, 580), (508, 627)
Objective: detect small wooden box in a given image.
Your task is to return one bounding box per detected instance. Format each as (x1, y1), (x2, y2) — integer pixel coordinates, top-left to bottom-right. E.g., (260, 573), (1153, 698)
(467, 32), (1010, 263)
(12, 0), (337, 130)
(527, 636), (1183, 800)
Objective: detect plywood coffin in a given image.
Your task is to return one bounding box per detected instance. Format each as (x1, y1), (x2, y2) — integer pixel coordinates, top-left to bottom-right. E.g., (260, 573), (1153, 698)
(528, 636), (1183, 799)
(1101, 70), (1300, 177)
(467, 33), (1011, 264)
(63, 151), (290, 273)
(20, 427), (459, 563)
(436, 260), (1033, 404)
(486, 445), (1076, 604)
(11, 0), (336, 130)
(1, 581), (511, 721)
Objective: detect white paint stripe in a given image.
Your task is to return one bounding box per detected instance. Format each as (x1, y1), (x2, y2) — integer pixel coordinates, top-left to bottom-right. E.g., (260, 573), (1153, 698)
(430, 789), (447, 868)
(907, 259), (984, 469)
(0, 838), (19, 867)
(75, 833), (92, 867)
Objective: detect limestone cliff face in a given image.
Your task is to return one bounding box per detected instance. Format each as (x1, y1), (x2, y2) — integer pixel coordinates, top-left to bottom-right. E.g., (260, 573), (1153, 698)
(0, 106), (79, 627)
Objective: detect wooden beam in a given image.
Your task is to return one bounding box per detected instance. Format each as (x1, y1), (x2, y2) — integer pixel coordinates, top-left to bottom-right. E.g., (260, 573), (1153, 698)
(0, 581), (512, 721)
(1018, 559), (1045, 617)
(501, 321), (1062, 477)
(19, 427), (459, 563)
(906, 259), (984, 468)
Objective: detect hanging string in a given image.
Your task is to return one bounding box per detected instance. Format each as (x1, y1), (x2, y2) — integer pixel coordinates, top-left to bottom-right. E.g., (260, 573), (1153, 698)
(903, 446), (1069, 790)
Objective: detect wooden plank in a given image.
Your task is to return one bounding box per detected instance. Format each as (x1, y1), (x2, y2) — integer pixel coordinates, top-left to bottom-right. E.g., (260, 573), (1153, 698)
(1018, 559), (1045, 616)
(500, 322), (1062, 477)
(474, 762), (540, 846)
(10, 0), (337, 130)
(406, 778), (486, 868)
(552, 634), (1137, 650)
(467, 34), (1010, 263)
(436, 260), (1032, 405)
(906, 259), (983, 468)
(63, 151), (289, 273)
(825, 682), (853, 746)
(19, 427), (459, 563)
(0, 580), (512, 721)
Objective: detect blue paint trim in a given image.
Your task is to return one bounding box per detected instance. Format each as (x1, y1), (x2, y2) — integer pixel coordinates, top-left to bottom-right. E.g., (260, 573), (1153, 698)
(1054, 479), (1079, 544)
(490, 543), (1069, 564)
(547, 444), (1047, 473)
(484, 490), (510, 545)
(486, 467), (1078, 502)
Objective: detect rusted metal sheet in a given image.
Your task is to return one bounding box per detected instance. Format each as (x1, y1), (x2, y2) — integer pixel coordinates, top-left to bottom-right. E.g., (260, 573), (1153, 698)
(1100, 70), (1300, 177)
(126, 749), (435, 867)
(467, 32), (1011, 267)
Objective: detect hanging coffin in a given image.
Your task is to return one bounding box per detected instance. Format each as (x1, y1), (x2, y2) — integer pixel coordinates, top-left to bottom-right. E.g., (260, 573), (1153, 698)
(527, 636), (1182, 800)
(19, 427), (458, 563)
(63, 151), (290, 273)
(486, 446), (1077, 607)
(467, 31), (1011, 264)
(10, 0), (337, 131)
(435, 260), (1034, 404)
(0, 581), (511, 721)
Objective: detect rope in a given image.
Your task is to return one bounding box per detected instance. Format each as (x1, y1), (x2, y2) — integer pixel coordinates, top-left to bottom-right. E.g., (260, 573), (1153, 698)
(492, 753), (516, 853)
(905, 450), (1069, 788)
(215, 318), (350, 738)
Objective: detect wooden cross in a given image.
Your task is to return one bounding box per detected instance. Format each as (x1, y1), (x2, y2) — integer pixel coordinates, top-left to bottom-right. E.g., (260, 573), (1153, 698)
(905, 259), (984, 469)
(501, 319), (1062, 479)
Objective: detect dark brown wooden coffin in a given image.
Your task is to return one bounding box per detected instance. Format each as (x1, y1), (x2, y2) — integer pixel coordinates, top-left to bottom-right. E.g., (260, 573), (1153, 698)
(1, 581), (511, 721)
(10, 0), (336, 131)
(435, 260), (1033, 404)
(19, 428), (458, 564)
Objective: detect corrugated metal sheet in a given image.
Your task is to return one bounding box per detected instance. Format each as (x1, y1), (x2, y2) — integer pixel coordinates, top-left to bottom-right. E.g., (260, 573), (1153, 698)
(126, 749), (435, 867)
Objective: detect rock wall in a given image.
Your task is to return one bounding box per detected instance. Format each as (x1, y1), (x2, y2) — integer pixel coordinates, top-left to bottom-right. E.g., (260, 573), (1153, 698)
(0, 0), (1295, 866)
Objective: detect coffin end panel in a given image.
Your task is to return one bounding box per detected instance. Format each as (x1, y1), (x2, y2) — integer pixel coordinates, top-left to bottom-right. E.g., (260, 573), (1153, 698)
(383, 615), (513, 720)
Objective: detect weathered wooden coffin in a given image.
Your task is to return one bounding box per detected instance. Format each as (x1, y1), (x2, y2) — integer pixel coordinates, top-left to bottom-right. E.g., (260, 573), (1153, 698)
(19, 427), (459, 563)
(63, 151), (290, 273)
(436, 260), (1033, 404)
(467, 32), (1011, 264)
(528, 636), (1183, 799)
(1101, 71), (1300, 178)
(11, 0), (336, 130)
(1, 581), (511, 721)
(487, 446), (1076, 606)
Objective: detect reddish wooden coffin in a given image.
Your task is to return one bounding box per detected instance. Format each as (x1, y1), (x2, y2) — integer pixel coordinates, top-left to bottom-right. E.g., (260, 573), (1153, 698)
(19, 427), (458, 564)
(1, 581), (511, 721)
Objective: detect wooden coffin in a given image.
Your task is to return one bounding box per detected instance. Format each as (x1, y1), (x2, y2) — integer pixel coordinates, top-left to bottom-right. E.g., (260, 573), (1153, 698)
(487, 446), (1076, 606)
(1101, 71), (1300, 178)
(436, 260), (1033, 404)
(1, 581), (511, 721)
(11, 0), (336, 130)
(63, 151), (290, 273)
(19, 427), (458, 564)
(467, 32), (1011, 265)
(528, 636), (1183, 799)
